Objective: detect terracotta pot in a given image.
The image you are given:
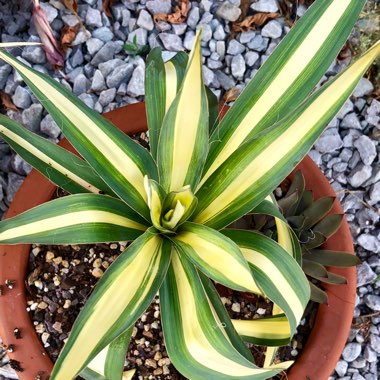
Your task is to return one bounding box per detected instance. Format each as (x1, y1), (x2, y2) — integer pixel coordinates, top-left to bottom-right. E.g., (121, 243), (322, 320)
(0, 102), (356, 380)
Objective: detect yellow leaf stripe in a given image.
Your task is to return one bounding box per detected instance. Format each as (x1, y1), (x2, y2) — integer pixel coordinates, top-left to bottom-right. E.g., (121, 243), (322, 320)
(0, 124), (101, 194)
(52, 233), (168, 379)
(170, 254), (293, 377)
(195, 41), (380, 226)
(199, 0), (365, 187)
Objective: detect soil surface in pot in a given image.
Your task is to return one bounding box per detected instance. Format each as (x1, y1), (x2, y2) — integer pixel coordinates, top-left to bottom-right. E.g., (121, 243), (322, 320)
(26, 238), (317, 380)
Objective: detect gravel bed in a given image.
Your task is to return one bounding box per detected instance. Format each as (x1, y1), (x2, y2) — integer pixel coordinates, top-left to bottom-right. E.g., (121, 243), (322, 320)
(0, 0), (379, 379)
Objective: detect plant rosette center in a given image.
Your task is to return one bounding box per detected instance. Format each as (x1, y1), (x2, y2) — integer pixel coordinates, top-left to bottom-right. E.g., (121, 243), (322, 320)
(144, 176), (197, 234)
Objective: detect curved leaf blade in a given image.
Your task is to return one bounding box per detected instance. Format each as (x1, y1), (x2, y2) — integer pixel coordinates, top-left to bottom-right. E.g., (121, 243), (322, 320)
(157, 30), (208, 192)
(174, 222), (262, 294)
(0, 194), (147, 244)
(81, 328), (134, 380)
(0, 50), (157, 220)
(194, 42), (380, 230)
(201, 0), (366, 185)
(232, 315), (291, 347)
(51, 231), (171, 380)
(223, 230), (310, 336)
(0, 115), (112, 195)
(160, 253), (293, 380)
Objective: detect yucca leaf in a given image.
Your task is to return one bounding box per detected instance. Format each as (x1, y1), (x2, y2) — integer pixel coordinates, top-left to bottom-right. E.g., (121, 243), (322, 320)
(206, 86), (220, 134)
(249, 197), (287, 223)
(304, 249), (360, 267)
(145, 48), (166, 160)
(314, 214), (343, 238)
(302, 196), (335, 229)
(232, 315), (291, 347)
(160, 253), (293, 380)
(0, 115), (113, 195)
(201, 0), (367, 184)
(0, 50), (157, 220)
(0, 42), (41, 47)
(198, 271), (254, 362)
(174, 222), (261, 294)
(0, 194), (147, 244)
(194, 42), (380, 230)
(309, 282), (328, 304)
(157, 30), (208, 192)
(81, 328), (134, 380)
(51, 231), (172, 380)
(223, 230), (310, 336)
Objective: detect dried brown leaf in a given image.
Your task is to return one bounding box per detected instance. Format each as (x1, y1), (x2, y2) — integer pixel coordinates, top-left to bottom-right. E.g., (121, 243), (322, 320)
(236, 0), (253, 22)
(154, 0), (190, 24)
(63, 0), (78, 14)
(60, 24), (80, 52)
(0, 91), (18, 112)
(232, 12), (279, 32)
(102, 0), (118, 18)
(223, 87), (240, 103)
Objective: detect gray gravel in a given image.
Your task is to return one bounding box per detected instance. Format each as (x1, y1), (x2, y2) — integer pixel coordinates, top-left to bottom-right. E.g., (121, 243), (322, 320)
(0, 1), (379, 379)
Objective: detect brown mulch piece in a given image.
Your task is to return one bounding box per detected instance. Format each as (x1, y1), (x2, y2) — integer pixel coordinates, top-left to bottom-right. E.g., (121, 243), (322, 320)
(60, 25), (80, 52)
(154, 0), (190, 25)
(0, 91), (18, 112)
(102, 0), (118, 18)
(231, 12), (280, 33)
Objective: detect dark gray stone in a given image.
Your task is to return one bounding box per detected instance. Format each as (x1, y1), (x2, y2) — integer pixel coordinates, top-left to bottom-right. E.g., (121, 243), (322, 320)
(86, 38), (104, 56)
(6, 172), (25, 203)
(353, 78), (374, 98)
(40, 114), (61, 139)
(251, 0), (279, 12)
(127, 66), (145, 97)
(353, 135), (377, 165)
(347, 164), (372, 188)
(146, 0), (172, 14)
(91, 41), (124, 66)
(98, 88), (116, 106)
(261, 20), (282, 39)
(11, 154), (32, 176)
(0, 64), (12, 89)
(86, 8), (102, 28)
(187, 7), (200, 29)
(12, 86), (31, 109)
(364, 295), (380, 311)
(227, 40), (245, 55)
(91, 69), (106, 92)
(73, 74), (90, 96)
(216, 2), (241, 22)
(137, 9), (154, 31)
(22, 103), (43, 132)
(341, 113), (362, 130)
(159, 33), (184, 51)
(342, 343), (361, 362)
(106, 63), (134, 89)
(357, 262), (377, 287)
(92, 27), (114, 42)
(21, 46), (46, 64)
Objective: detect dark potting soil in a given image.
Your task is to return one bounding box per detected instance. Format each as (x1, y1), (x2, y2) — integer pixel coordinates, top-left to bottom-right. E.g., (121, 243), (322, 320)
(26, 239), (317, 380)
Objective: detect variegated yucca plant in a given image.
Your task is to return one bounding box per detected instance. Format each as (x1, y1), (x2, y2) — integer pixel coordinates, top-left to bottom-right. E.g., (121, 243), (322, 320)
(0, 1), (379, 379)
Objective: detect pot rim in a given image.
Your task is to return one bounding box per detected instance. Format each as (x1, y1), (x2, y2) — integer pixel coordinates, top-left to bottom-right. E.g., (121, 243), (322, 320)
(0, 102), (356, 380)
